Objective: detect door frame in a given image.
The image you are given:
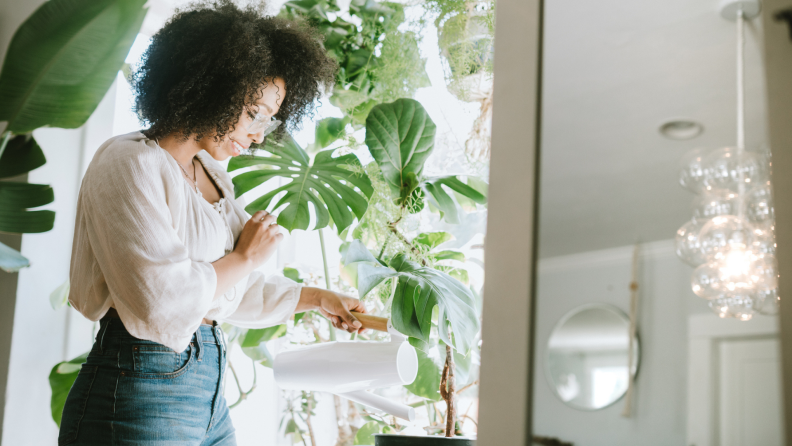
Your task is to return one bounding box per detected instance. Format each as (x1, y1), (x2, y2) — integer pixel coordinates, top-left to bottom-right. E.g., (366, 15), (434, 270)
(687, 313), (779, 446)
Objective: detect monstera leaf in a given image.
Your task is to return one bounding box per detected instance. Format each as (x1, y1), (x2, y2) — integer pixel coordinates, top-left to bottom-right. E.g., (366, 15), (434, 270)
(365, 99), (436, 201)
(346, 240), (479, 353)
(229, 133), (373, 234)
(0, 0), (149, 133)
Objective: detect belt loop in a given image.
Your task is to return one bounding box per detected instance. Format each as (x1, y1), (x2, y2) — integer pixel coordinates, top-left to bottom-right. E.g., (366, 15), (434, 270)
(213, 321), (225, 354)
(195, 326), (203, 362)
(98, 318), (110, 354)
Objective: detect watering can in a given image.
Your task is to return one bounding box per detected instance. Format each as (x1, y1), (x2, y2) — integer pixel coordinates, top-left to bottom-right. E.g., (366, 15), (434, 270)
(273, 312), (419, 421)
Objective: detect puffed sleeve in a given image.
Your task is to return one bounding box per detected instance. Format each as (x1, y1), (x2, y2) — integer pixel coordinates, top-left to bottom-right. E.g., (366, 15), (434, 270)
(76, 144), (217, 352)
(222, 272), (302, 328)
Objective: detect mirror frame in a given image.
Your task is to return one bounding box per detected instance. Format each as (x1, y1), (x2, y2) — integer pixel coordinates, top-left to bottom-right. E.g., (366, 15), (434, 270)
(544, 303), (640, 411)
(477, 0), (544, 444)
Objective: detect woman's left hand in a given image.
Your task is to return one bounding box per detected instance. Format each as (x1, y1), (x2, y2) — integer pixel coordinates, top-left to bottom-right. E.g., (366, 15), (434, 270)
(296, 287), (367, 334)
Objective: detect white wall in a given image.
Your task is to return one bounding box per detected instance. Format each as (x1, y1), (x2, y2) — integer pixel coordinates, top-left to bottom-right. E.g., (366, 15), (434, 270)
(532, 240), (710, 446)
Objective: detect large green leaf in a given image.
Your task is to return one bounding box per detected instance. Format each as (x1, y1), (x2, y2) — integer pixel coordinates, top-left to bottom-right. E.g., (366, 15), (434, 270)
(365, 99), (436, 200)
(403, 348), (442, 401)
(354, 421), (381, 445)
(308, 117), (348, 153)
(49, 351), (89, 427)
(0, 180), (55, 233)
(0, 0), (148, 133)
(0, 135), (52, 268)
(354, 253), (479, 353)
(421, 176), (487, 224)
(0, 134), (46, 179)
(240, 325), (287, 348)
(229, 133), (372, 234)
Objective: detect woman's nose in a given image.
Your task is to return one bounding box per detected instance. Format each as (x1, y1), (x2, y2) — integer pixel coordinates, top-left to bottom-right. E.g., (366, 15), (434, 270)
(249, 128), (265, 144)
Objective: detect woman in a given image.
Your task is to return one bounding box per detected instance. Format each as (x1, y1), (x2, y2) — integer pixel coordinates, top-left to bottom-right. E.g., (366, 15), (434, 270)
(60, 2), (360, 444)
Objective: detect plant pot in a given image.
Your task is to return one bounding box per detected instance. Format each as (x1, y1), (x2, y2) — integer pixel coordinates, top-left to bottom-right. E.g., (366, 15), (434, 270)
(374, 434), (476, 446)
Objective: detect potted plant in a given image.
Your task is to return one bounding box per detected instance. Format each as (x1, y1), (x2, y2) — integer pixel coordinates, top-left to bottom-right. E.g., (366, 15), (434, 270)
(231, 97), (486, 443)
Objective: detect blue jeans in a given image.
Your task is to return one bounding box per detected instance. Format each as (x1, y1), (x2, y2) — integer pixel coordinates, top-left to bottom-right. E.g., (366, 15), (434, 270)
(58, 317), (236, 445)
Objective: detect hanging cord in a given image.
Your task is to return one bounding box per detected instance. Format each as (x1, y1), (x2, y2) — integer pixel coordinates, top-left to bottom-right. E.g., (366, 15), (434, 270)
(736, 9), (748, 219)
(621, 243), (640, 417)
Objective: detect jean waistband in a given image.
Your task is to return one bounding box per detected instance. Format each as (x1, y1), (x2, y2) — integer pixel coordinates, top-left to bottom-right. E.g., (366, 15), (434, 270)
(97, 316), (223, 347)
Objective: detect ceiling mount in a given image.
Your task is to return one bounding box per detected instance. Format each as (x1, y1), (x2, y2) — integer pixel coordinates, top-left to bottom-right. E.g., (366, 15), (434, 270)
(719, 0), (761, 20)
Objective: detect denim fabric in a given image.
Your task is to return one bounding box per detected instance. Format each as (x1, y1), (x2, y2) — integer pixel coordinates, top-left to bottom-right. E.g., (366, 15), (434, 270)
(58, 317), (236, 445)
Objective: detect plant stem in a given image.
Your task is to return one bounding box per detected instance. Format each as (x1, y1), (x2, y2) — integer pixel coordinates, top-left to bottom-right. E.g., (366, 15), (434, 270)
(0, 131), (12, 161)
(304, 392), (317, 446)
(387, 221), (427, 266)
(227, 357), (257, 409)
(440, 342), (456, 437)
(318, 228), (337, 342)
(333, 394), (354, 446)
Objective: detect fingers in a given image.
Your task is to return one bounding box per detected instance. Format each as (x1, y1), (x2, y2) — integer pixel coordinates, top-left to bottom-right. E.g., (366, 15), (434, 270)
(337, 306), (362, 333)
(251, 210), (268, 222)
(260, 213), (276, 227)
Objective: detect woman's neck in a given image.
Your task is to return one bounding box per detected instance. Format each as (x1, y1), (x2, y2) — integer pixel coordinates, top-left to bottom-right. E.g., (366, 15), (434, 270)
(157, 133), (203, 166)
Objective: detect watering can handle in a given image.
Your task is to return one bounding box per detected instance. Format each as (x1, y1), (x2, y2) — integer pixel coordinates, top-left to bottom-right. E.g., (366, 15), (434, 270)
(351, 312), (389, 332)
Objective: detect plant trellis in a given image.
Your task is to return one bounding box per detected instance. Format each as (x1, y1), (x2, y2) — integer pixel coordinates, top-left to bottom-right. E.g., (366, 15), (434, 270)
(229, 133), (373, 234)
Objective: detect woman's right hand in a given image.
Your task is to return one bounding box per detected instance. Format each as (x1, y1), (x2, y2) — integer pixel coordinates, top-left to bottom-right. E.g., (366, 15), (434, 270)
(234, 210), (283, 267)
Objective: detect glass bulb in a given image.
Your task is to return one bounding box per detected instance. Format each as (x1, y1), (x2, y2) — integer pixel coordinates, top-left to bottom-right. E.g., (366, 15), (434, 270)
(691, 262), (724, 298)
(698, 215), (755, 261)
(719, 249), (758, 293)
(702, 148), (769, 193)
(676, 220), (706, 267)
(751, 255), (779, 291)
(744, 183), (775, 225)
(692, 190), (738, 220)
(751, 224), (776, 256)
(708, 293), (755, 321)
(679, 148), (713, 193)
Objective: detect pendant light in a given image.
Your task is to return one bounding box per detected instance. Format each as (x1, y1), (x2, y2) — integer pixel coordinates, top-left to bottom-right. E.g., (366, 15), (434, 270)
(675, 0), (779, 320)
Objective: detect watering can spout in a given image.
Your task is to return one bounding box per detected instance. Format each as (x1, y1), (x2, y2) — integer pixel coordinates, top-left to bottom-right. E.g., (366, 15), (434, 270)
(273, 313), (418, 421)
(339, 390), (415, 421)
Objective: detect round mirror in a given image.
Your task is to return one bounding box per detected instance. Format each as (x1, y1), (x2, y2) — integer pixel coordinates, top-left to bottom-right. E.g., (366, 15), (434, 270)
(545, 304), (639, 410)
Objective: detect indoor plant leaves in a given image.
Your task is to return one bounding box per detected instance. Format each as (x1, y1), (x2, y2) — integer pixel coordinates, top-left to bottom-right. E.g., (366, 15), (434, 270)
(0, 0), (149, 133)
(228, 133), (373, 234)
(0, 134), (54, 269)
(365, 98), (437, 201)
(347, 243), (479, 353)
(49, 351), (89, 427)
(403, 347), (443, 401)
(420, 175), (488, 223)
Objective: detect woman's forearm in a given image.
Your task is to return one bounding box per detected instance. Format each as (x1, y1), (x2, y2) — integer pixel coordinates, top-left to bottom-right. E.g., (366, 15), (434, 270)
(211, 252), (255, 299)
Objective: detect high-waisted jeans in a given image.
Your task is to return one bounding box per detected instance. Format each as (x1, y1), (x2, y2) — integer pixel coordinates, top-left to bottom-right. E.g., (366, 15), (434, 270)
(58, 317), (236, 445)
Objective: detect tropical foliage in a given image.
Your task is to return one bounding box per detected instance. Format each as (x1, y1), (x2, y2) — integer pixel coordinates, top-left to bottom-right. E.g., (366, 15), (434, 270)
(0, 0), (148, 270)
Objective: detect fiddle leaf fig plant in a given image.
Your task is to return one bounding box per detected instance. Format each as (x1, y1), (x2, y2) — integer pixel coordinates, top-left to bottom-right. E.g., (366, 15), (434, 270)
(229, 133), (373, 234)
(366, 99), (487, 222)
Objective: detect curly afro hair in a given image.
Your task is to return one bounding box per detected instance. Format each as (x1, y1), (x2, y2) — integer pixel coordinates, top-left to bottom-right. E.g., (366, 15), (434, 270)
(134, 0), (337, 141)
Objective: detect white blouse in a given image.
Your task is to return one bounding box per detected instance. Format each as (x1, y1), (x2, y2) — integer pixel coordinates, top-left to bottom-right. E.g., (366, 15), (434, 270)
(69, 131), (302, 352)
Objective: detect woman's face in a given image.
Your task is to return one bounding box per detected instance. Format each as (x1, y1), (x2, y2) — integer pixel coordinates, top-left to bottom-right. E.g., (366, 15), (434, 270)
(201, 77), (286, 160)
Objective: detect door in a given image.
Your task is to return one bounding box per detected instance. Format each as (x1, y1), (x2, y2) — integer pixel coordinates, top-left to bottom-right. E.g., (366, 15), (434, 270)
(720, 337), (783, 446)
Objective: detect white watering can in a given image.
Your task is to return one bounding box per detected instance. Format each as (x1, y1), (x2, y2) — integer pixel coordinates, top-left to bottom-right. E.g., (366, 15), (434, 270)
(273, 312), (419, 421)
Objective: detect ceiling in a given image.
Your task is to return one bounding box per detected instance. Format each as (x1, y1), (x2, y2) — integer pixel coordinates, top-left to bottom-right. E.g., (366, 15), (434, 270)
(537, 0), (769, 258)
